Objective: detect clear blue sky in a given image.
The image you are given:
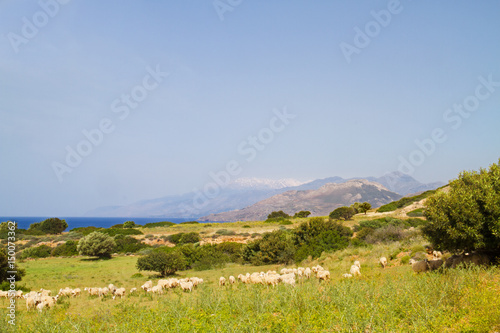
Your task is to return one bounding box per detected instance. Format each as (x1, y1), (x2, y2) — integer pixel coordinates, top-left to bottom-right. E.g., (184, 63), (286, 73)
(1, 1), (499, 216)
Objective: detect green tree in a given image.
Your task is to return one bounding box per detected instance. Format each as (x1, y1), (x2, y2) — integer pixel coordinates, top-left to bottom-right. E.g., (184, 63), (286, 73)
(293, 210), (311, 218)
(243, 229), (296, 265)
(28, 218), (68, 234)
(77, 232), (116, 258)
(136, 251), (187, 276)
(123, 221), (136, 228)
(51, 240), (79, 257)
(359, 202), (372, 214)
(423, 160), (500, 253)
(267, 210), (291, 220)
(329, 206), (356, 220)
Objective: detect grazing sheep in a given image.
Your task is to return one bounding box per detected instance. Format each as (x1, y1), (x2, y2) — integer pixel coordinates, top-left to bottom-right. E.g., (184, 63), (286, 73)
(228, 276), (236, 284)
(263, 275), (279, 287)
(180, 281), (194, 292)
(353, 261), (361, 268)
(317, 270), (330, 281)
(71, 288), (81, 297)
(281, 276), (296, 287)
(412, 259), (429, 273)
(108, 284), (117, 294)
(141, 280), (153, 291)
(219, 276), (226, 286)
(342, 273), (352, 278)
(304, 267), (312, 279)
(190, 277), (204, 287)
(130, 288), (137, 294)
(408, 258), (417, 265)
(58, 288), (72, 298)
(427, 259), (444, 271)
(311, 265), (324, 273)
(432, 251), (443, 259)
(379, 257), (388, 268)
(40, 289), (51, 297)
(249, 275), (264, 285)
(26, 295), (39, 311)
(99, 287), (110, 297)
(0, 290), (8, 298)
(350, 265), (361, 276)
(84, 287), (100, 296)
(113, 288), (126, 299)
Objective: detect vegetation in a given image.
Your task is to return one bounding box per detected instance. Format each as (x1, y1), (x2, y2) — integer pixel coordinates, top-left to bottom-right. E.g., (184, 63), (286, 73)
(26, 217), (68, 235)
(293, 210), (311, 218)
(423, 160), (500, 254)
(142, 221), (175, 228)
(377, 189), (439, 212)
(329, 206), (356, 220)
(20, 245), (52, 259)
(77, 232), (116, 259)
(166, 232), (202, 245)
(136, 251), (187, 276)
(266, 210), (291, 221)
(0, 247), (25, 284)
(51, 240), (79, 257)
(114, 235), (150, 253)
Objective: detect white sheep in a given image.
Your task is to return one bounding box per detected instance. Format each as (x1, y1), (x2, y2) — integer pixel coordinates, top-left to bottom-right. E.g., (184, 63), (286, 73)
(71, 288), (81, 297)
(379, 257), (388, 268)
(433, 251), (443, 260)
(190, 277), (204, 287)
(281, 276), (296, 287)
(0, 290), (8, 298)
(263, 275), (279, 287)
(130, 288), (137, 294)
(108, 284), (117, 294)
(304, 267), (312, 279)
(113, 288), (126, 299)
(228, 276), (236, 284)
(141, 280), (153, 291)
(179, 281), (193, 292)
(353, 260), (361, 268)
(317, 270), (330, 281)
(342, 273), (352, 278)
(219, 276), (226, 286)
(350, 264), (361, 276)
(40, 288), (51, 297)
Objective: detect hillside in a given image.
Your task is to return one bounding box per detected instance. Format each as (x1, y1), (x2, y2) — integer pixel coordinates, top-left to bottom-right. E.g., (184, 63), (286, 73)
(199, 179), (401, 222)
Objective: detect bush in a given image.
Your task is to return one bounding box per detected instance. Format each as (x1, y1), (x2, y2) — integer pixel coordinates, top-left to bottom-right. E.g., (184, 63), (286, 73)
(365, 225), (405, 244)
(243, 229), (296, 265)
(70, 226), (102, 236)
(143, 221), (175, 228)
(280, 220), (293, 225)
(242, 225), (251, 228)
(51, 241), (79, 257)
(131, 273), (143, 278)
(407, 208), (424, 217)
(77, 232), (116, 258)
(100, 228), (143, 237)
(114, 235), (150, 253)
(293, 211), (311, 218)
(191, 245), (230, 271)
(267, 211), (291, 220)
(123, 221), (137, 228)
(400, 255), (410, 265)
(1, 248), (25, 282)
(136, 251), (187, 276)
(329, 206), (356, 220)
(179, 221), (199, 225)
(20, 245), (52, 259)
(166, 232), (201, 244)
(27, 218), (68, 235)
(215, 229), (236, 236)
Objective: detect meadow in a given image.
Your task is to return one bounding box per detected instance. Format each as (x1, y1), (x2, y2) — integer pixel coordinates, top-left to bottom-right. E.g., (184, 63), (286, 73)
(2, 236), (500, 333)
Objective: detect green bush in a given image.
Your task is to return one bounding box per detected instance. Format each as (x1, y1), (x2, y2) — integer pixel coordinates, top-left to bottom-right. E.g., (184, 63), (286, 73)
(100, 228), (143, 237)
(215, 229), (236, 236)
(143, 221), (175, 228)
(179, 221), (199, 225)
(114, 235), (150, 253)
(166, 232), (201, 244)
(407, 208), (424, 217)
(329, 206), (356, 220)
(27, 218), (68, 235)
(400, 255), (410, 265)
(293, 211), (311, 218)
(136, 251), (187, 277)
(267, 210), (291, 220)
(20, 245), (52, 259)
(280, 220), (293, 225)
(242, 225), (251, 228)
(70, 226), (102, 236)
(51, 241), (79, 257)
(365, 225), (405, 244)
(243, 229), (296, 265)
(77, 232), (116, 258)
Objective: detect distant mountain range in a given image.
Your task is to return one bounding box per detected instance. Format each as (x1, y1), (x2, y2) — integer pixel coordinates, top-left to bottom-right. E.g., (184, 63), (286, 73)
(84, 172), (444, 219)
(199, 179), (402, 222)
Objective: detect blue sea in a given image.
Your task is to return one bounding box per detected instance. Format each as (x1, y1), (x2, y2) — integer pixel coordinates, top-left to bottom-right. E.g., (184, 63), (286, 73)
(0, 217), (199, 231)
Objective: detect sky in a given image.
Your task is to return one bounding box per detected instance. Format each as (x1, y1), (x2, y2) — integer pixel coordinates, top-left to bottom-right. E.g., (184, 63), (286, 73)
(1, 0), (499, 216)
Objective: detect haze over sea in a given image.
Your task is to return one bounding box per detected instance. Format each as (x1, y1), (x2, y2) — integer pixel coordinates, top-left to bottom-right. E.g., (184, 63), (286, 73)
(0, 217), (197, 231)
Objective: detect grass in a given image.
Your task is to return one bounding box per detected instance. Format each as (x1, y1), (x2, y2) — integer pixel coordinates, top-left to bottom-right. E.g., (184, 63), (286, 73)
(2, 238), (500, 332)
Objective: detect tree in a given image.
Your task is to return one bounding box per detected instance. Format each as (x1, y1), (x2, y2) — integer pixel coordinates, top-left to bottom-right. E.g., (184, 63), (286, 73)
(359, 202), (372, 214)
(267, 210), (291, 220)
(77, 232), (116, 258)
(0, 248), (25, 285)
(123, 221), (136, 228)
(136, 251), (187, 276)
(423, 160), (500, 254)
(293, 210), (311, 218)
(329, 206), (356, 221)
(28, 218), (68, 234)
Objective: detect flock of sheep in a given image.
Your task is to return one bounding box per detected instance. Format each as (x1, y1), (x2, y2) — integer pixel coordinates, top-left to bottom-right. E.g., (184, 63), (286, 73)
(3, 251), (491, 313)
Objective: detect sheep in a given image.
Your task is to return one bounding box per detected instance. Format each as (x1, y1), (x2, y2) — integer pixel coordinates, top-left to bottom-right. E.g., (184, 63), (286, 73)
(84, 287), (100, 296)
(40, 289), (51, 297)
(412, 259), (429, 273)
(0, 290), (8, 298)
(179, 281), (193, 292)
(108, 284), (117, 294)
(311, 265), (324, 273)
(350, 265), (361, 277)
(14, 290), (23, 298)
(353, 261), (361, 268)
(342, 273), (352, 278)
(304, 267), (312, 279)
(379, 257), (388, 268)
(432, 250), (443, 259)
(141, 280), (153, 291)
(263, 275), (279, 288)
(281, 276), (296, 287)
(190, 277), (204, 287)
(58, 287), (73, 298)
(219, 276), (226, 286)
(249, 275), (264, 285)
(113, 288), (126, 299)
(317, 270), (330, 281)
(427, 259), (444, 271)
(130, 288), (137, 294)
(71, 288), (81, 297)
(99, 287), (110, 297)
(408, 258), (417, 266)
(26, 295), (39, 311)
(150, 285), (163, 294)
(228, 276), (236, 284)
(238, 274), (249, 284)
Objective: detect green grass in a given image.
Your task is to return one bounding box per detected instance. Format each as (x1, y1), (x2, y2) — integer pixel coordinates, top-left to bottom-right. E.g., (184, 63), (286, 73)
(2, 239), (500, 332)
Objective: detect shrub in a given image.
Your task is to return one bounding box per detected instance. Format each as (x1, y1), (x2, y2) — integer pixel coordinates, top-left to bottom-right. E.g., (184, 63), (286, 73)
(407, 208), (424, 217)
(70, 226), (101, 236)
(365, 225), (405, 244)
(293, 211), (311, 218)
(400, 255), (410, 265)
(143, 221), (175, 228)
(180, 221), (199, 225)
(267, 211), (291, 220)
(215, 229), (236, 236)
(27, 218), (68, 235)
(280, 220), (293, 225)
(51, 241), (79, 257)
(123, 221), (137, 228)
(1, 248), (26, 282)
(100, 228), (143, 237)
(77, 232), (116, 258)
(243, 229), (296, 265)
(329, 206), (356, 220)
(20, 245), (52, 259)
(191, 245), (230, 271)
(114, 235), (150, 253)
(131, 273), (143, 278)
(179, 232), (201, 244)
(242, 225), (251, 228)
(136, 251), (187, 276)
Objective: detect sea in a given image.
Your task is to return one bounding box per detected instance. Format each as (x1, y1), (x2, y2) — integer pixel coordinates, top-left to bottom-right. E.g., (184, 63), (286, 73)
(0, 216), (200, 231)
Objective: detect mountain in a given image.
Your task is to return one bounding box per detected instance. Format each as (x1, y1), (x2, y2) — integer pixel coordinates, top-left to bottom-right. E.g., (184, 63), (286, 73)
(199, 179), (402, 222)
(85, 173), (443, 218)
